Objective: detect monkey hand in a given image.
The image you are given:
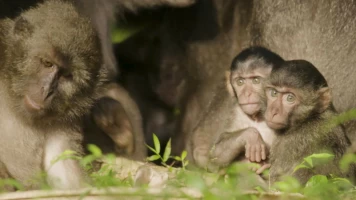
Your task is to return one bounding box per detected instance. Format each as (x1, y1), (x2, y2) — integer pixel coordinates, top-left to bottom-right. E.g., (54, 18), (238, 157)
(248, 160), (271, 175)
(244, 127), (268, 162)
(93, 97), (134, 153)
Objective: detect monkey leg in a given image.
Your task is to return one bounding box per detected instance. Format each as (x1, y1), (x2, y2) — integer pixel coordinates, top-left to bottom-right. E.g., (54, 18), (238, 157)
(92, 97), (135, 155)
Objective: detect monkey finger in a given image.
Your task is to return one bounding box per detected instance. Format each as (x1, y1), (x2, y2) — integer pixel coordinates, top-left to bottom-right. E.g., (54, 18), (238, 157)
(251, 167), (257, 172)
(261, 144), (266, 160)
(255, 145), (262, 162)
(256, 163), (271, 175)
(245, 144), (251, 158)
(249, 146), (256, 162)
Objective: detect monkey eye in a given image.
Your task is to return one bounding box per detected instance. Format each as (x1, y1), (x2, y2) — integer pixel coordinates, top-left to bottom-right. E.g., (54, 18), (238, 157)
(270, 88), (278, 97)
(286, 93), (296, 103)
(62, 72), (73, 80)
(41, 59), (54, 68)
(252, 77), (261, 84)
(236, 78), (244, 86)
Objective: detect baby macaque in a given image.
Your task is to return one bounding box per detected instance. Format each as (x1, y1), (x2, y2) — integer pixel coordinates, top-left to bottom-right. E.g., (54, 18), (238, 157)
(207, 46), (284, 172)
(265, 60), (352, 185)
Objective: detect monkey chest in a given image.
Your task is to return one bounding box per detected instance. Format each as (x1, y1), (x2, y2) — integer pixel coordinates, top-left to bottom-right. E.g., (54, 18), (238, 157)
(0, 114), (44, 186)
(230, 108), (276, 147)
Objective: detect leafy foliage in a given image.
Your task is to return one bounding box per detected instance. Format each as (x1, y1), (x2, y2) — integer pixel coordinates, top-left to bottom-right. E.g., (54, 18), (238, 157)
(1, 133), (356, 199)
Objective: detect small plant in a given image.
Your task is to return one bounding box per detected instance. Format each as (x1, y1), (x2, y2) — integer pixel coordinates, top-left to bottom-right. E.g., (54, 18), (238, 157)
(0, 179), (24, 192)
(172, 150), (189, 169)
(146, 134), (171, 167)
(81, 145), (130, 188)
(50, 144), (128, 188)
(146, 134), (189, 169)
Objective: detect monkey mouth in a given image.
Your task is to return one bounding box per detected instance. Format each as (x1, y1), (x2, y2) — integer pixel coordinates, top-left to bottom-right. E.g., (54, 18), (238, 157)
(24, 95), (43, 111)
(266, 121), (286, 130)
(240, 103), (260, 110)
(239, 103), (259, 105)
(240, 104), (260, 116)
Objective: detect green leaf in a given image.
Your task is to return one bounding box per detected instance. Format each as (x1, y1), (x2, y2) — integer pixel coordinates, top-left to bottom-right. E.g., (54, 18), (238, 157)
(339, 153), (356, 172)
(87, 144), (102, 157)
(254, 186), (266, 193)
(181, 150), (187, 160)
(183, 160), (189, 167)
(174, 156), (182, 161)
(111, 24), (146, 44)
(146, 144), (157, 154)
(50, 150), (79, 165)
(80, 155), (97, 167)
(293, 163), (310, 173)
(162, 138), (172, 162)
(147, 155), (160, 161)
(309, 153), (335, 167)
(303, 157), (313, 167)
(153, 134), (161, 154)
(0, 179), (24, 191)
(305, 175), (328, 187)
(272, 176), (301, 193)
(173, 108), (181, 116)
(309, 153), (335, 160)
(329, 108), (356, 128)
(331, 177), (354, 190)
(273, 181), (291, 192)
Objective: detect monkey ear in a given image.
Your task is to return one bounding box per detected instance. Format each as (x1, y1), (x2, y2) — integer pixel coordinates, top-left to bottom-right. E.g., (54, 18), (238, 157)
(13, 16), (33, 38)
(225, 71), (235, 97)
(316, 87), (332, 113)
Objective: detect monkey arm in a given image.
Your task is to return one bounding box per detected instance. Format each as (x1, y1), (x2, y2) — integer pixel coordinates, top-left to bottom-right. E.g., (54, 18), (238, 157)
(209, 127), (264, 168)
(43, 131), (87, 189)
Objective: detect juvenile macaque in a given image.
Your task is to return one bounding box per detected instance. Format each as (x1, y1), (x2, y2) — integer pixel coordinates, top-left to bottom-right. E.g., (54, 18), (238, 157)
(84, 83), (147, 161)
(265, 60), (351, 185)
(0, 0), (106, 190)
(190, 46), (284, 172)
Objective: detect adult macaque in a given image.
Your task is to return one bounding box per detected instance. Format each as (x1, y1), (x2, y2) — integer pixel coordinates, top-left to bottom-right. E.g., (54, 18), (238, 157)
(264, 60), (351, 185)
(84, 83), (147, 161)
(0, 1), (106, 190)
(190, 46), (284, 172)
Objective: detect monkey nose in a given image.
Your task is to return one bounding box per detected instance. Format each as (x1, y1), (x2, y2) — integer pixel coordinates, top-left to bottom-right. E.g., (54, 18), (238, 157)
(246, 91), (252, 97)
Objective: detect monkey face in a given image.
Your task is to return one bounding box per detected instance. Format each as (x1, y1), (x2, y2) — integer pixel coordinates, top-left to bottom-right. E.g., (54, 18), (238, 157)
(264, 87), (299, 130)
(5, 11), (104, 124)
(230, 68), (271, 116)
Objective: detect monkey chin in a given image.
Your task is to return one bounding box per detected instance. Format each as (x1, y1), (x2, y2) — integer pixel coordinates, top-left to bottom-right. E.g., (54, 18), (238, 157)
(240, 103), (260, 116)
(24, 95), (43, 111)
(266, 121), (286, 130)
(23, 95), (51, 118)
